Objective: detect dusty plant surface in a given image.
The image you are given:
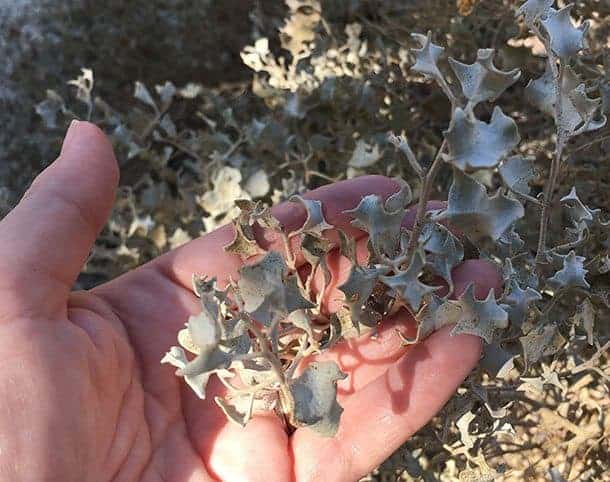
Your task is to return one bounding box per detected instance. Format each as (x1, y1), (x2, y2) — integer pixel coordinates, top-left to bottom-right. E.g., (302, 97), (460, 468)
(2, 0), (609, 480)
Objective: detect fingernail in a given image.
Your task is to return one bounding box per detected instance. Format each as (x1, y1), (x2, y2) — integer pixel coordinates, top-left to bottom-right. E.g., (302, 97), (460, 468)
(60, 120), (81, 156)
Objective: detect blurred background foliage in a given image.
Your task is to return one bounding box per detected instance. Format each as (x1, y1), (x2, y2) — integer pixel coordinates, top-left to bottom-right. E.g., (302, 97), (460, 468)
(1, 0), (609, 480)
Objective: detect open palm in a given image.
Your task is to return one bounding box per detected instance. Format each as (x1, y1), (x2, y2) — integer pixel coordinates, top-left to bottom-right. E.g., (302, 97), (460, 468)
(0, 122), (500, 482)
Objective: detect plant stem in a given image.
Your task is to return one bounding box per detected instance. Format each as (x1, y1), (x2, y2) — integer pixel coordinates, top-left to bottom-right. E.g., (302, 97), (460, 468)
(436, 75), (458, 110)
(286, 334), (315, 379)
(404, 139), (446, 266)
(535, 37), (565, 263)
(536, 137), (565, 262)
(241, 316), (295, 417)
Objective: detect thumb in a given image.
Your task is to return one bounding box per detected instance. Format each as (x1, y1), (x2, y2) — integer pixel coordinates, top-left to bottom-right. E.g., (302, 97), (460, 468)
(0, 121), (119, 315)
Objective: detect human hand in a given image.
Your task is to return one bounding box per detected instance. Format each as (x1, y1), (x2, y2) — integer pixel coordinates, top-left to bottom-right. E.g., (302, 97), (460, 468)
(0, 121), (500, 482)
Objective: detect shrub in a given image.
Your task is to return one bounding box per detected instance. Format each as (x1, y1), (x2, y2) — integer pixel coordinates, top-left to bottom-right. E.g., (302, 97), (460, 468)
(9, 0), (610, 479)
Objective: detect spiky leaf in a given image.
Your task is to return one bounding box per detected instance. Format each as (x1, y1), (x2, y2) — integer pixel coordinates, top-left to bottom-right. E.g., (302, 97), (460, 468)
(435, 170), (524, 242)
(224, 222), (265, 260)
(161, 346), (212, 399)
(499, 156), (538, 195)
(480, 342), (516, 379)
(348, 139), (382, 168)
(338, 264), (389, 332)
(417, 285), (509, 344)
(548, 250), (590, 290)
(526, 62), (606, 137)
(410, 31), (445, 79)
(502, 280), (542, 328)
(572, 298), (595, 345)
(290, 195), (333, 237)
(289, 361), (347, 437)
(420, 222), (464, 289)
(540, 6), (589, 58)
(237, 251), (315, 325)
(380, 250), (439, 311)
(520, 325), (565, 369)
(215, 396), (254, 427)
(345, 191), (407, 258)
(444, 107), (520, 171)
(516, 0), (553, 26)
(450, 285), (509, 343)
(448, 49), (520, 105)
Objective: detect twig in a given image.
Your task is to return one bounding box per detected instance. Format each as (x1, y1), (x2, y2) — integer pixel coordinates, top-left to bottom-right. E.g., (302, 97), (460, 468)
(158, 135), (205, 164)
(139, 106), (169, 141)
(572, 340), (610, 376)
(569, 134), (610, 155)
(388, 133), (425, 180)
(240, 315), (295, 418)
(404, 139), (447, 265)
(286, 334), (316, 379)
(221, 134), (246, 161)
(533, 26), (567, 264)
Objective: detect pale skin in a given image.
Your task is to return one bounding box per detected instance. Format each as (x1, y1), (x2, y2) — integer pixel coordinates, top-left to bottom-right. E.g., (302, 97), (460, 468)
(0, 121), (501, 482)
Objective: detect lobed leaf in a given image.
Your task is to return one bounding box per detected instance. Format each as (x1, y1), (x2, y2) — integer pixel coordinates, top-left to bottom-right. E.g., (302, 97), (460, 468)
(572, 298), (595, 345)
(348, 139), (382, 168)
(499, 155), (538, 195)
(480, 342), (517, 379)
(380, 250), (439, 311)
(161, 346), (212, 399)
(502, 280), (542, 328)
(525, 64), (606, 136)
(338, 263), (389, 332)
(237, 251), (315, 325)
(519, 324), (565, 369)
(410, 31), (445, 80)
(435, 170), (524, 242)
(448, 49), (520, 106)
(417, 285), (509, 344)
(289, 361), (347, 437)
(421, 222), (464, 291)
(450, 285), (509, 343)
(345, 190), (407, 258)
(516, 0), (554, 26)
(444, 107), (520, 171)
(290, 195), (333, 237)
(547, 250), (590, 290)
(540, 5), (589, 59)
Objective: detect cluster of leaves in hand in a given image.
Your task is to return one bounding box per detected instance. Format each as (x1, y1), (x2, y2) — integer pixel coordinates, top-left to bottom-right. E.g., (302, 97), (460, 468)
(159, 1), (609, 439)
(29, 0), (610, 475)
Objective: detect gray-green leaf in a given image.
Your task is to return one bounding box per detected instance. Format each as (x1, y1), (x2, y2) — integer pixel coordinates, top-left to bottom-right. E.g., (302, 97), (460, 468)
(290, 195), (333, 237)
(499, 156), (538, 195)
(444, 107), (520, 171)
(435, 170), (524, 242)
(525, 64), (605, 136)
(540, 6), (589, 59)
(502, 280), (542, 328)
(345, 193), (406, 258)
(410, 31), (445, 79)
(380, 250), (439, 311)
(417, 285), (509, 344)
(289, 361), (347, 437)
(339, 264), (389, 331)
(448, 49), (520, 106)
(161, 346), (211, 399)
(450, 285), (509, 343)
(420, 222), (464, 290)
(238, 251), (315, 325)
(547, 250), (590, 290)
(516, 0), (553, 26)
(134, 81), (158, 110)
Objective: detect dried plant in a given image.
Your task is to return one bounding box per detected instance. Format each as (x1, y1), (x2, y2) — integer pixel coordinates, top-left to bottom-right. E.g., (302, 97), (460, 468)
(27, 0), (610, 478)
(157, 1), (609, 448)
